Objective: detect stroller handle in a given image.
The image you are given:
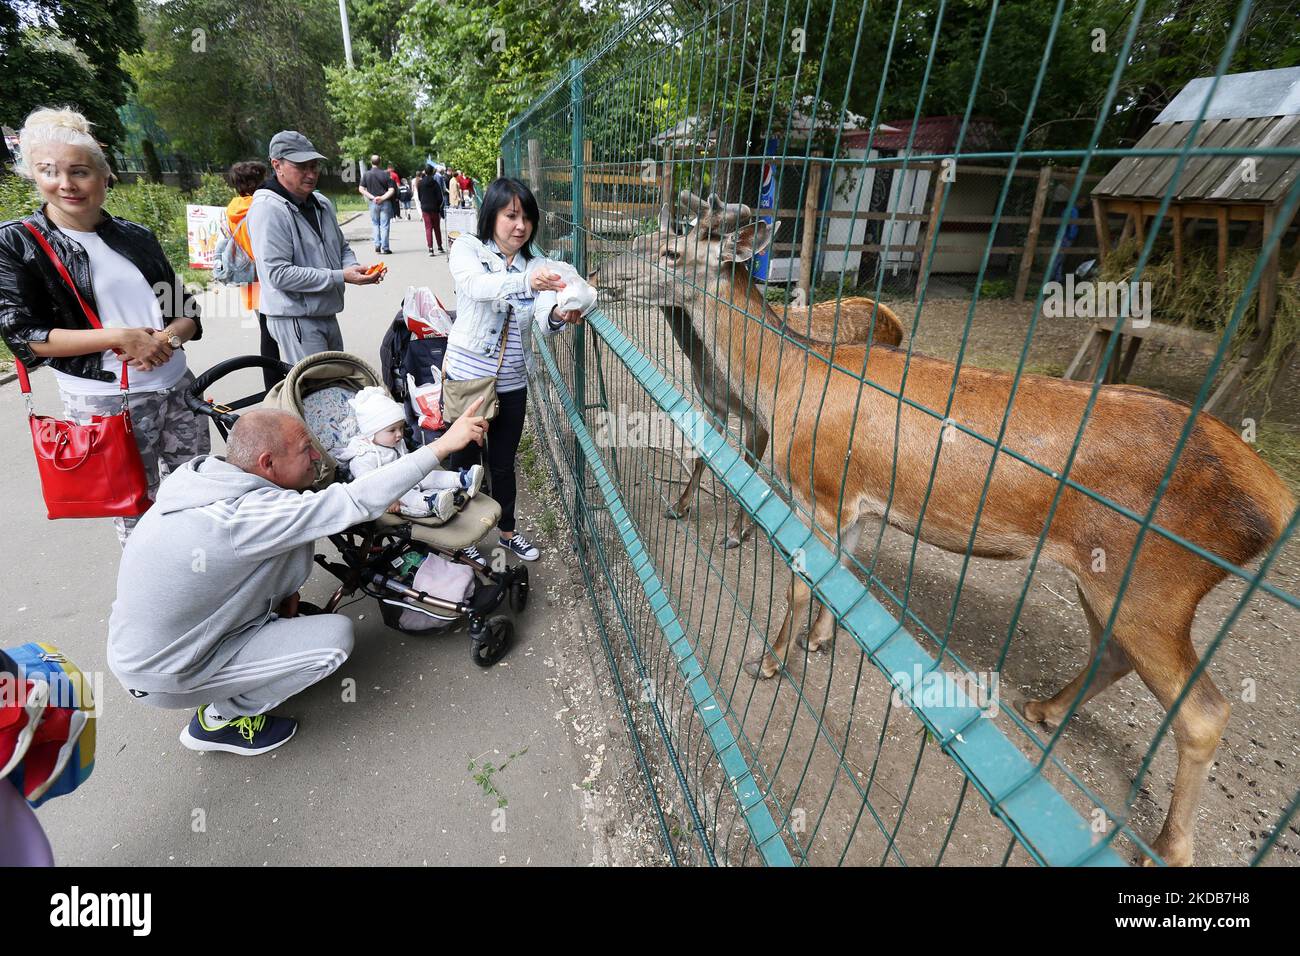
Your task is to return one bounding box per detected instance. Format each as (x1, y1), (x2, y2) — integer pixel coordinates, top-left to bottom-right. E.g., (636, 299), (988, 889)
(185, 355), (294, 430)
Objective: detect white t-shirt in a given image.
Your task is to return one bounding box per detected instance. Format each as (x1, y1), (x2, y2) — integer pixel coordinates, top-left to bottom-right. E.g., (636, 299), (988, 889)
(50, 227), (188, 396)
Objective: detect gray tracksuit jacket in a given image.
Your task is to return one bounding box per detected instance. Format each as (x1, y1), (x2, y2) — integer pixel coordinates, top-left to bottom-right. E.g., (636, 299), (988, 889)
(246, 187), (358, 318)
(107, 445), (442, 694)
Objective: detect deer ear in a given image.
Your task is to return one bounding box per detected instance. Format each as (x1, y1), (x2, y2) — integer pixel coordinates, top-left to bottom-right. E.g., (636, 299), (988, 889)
(719, 220), (773, 264)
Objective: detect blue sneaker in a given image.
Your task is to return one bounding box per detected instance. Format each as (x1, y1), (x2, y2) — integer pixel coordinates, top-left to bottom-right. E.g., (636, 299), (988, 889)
(460, 464), (484, 498)
(179, 706), (298, 756)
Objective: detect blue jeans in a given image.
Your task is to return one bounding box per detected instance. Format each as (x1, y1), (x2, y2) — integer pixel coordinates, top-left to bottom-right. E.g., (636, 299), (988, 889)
(370, 201), (392, 249)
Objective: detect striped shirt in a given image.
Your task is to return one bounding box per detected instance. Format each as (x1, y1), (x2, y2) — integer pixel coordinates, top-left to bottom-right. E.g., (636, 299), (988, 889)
(444, 245), (564, 393)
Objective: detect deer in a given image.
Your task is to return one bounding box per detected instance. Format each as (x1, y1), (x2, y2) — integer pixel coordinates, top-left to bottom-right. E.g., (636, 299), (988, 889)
(592, 195), (1296, 867)
(654, 193), (904, 548)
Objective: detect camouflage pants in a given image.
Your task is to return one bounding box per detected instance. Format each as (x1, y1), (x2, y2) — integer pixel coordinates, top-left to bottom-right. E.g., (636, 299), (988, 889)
(59, 369), (211, 546)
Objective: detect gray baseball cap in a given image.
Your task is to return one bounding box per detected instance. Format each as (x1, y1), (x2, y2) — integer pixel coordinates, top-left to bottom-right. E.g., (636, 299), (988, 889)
(269, 130), (326, 163)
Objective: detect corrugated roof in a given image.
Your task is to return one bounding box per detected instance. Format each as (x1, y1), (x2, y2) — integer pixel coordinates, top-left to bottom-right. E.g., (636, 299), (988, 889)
(846, 116), (1000, 153)
(1156, 67), (1300, 122)
(1093, 113), (1300, 203)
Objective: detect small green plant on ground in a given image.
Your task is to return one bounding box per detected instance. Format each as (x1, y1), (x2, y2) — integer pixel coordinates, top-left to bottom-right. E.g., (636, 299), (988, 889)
(467, 747), (529, 808)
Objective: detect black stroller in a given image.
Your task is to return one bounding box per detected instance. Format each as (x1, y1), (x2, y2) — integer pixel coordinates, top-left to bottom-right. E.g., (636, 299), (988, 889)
(183, 350), (528, 666)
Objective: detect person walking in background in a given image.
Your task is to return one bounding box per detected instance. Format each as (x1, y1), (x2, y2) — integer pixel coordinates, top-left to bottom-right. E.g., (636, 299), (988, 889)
(248, 130), (382, 365)
(456, 170), (475, 207)
(359, 155), (396, 254)
(447, 169), (462, 209)
(225, 160), (283, 389)
(386, 164), (403, 222)
(398, 177), (413, 220)
(0, 107), (208, 545)
(416, 164), (446, 256)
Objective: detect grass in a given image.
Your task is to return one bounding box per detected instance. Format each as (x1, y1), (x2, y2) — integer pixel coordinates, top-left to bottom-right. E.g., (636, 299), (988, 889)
(1255, 423), (1300, 497)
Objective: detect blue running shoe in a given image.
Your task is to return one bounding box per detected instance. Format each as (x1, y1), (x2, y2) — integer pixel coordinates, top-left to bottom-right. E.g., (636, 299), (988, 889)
(179, 706), (297, 756)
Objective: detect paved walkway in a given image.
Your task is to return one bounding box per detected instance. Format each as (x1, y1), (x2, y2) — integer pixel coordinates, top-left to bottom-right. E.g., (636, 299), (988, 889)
(0, 212), (645, 865)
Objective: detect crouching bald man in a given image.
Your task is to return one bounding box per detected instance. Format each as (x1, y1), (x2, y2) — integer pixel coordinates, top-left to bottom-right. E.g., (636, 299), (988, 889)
(107, 399), (487, 756)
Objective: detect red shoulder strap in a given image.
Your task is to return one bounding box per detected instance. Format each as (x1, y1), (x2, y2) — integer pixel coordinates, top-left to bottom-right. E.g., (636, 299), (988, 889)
(18, 220), (128, 394)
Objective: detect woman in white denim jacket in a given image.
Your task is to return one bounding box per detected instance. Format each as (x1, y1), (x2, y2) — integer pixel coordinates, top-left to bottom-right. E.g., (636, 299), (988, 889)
(443, 177), (586, 562)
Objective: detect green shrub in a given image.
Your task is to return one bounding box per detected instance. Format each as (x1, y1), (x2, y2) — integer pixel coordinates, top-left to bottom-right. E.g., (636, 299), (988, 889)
(0, 174), (39, 221)
(188, 172), (235, 207)
(104, 181), (185, 243)
(979, 278), (1014, 299)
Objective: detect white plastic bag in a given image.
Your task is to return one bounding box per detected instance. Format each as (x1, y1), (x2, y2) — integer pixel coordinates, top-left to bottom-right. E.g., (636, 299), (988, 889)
(407, 371), (444, 431)
(402, 285), (453, 338)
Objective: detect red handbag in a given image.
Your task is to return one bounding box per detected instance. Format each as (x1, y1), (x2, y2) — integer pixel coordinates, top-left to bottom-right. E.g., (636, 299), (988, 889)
(17, 221), (151, 520)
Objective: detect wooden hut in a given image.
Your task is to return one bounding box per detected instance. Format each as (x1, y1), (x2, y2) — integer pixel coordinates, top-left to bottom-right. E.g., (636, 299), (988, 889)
(1087, 66), (1300, 410)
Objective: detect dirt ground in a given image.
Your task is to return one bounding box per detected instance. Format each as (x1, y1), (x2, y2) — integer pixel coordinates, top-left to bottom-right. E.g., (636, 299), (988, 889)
(543, 296), (1300, 867)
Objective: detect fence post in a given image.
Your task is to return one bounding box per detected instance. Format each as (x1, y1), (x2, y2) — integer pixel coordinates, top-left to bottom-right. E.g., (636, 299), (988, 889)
(570, 57), (587, 486)
(798, 152), (823, 303)
(1016, 166), (1054, 302)
(916, 163), (946, 301)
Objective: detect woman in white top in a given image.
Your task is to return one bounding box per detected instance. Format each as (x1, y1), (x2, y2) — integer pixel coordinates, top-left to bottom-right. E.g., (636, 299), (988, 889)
(443, 177), (587, 561)
(0, 108), (208, 544)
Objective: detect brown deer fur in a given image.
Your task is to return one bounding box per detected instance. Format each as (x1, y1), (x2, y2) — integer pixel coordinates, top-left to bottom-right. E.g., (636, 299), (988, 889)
(593, 200), (1295, 867)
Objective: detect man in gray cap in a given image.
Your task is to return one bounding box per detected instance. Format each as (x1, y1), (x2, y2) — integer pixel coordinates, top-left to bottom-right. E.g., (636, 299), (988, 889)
(247, 130), (382, 365)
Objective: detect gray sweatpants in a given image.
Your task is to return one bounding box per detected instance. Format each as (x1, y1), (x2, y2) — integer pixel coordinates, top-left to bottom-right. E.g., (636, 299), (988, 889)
(265, 315), (344, 365)
(60, 369), (211, 546)
(119, 613), (354, 718)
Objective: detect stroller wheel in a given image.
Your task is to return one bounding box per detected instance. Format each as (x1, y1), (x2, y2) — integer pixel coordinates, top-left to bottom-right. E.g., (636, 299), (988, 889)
(509, 566), (530, 613)
(471, 615), (513, 667)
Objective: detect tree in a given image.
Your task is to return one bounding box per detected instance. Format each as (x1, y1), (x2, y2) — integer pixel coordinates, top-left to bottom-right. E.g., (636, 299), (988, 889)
(403, 0), (619, 182)
(125, 0), (345, 168)
(0, 0), (142, 161)
(325, 55), (427, 175)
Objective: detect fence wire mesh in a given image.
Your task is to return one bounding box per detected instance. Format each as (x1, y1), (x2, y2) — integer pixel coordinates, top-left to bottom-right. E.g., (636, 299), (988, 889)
(505, 0), (1300, 866)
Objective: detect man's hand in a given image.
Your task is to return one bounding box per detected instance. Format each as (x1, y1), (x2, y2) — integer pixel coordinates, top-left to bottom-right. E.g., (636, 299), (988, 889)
(276, 592), (301, 618)
(344, 264), (383, 286)
(387, 501), (402, 514)
(432, 398), (489, 459)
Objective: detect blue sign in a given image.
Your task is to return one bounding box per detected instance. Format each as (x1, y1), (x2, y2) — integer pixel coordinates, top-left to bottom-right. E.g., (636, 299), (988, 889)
(751, 137), (779, 281)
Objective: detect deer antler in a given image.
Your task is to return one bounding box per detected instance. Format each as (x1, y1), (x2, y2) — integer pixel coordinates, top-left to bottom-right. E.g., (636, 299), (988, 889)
(677, 189), (752, 235)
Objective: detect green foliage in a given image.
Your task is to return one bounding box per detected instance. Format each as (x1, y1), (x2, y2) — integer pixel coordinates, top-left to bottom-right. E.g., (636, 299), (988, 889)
(0, 175), (40, 222)
(979, 278), (1014, 299)
(467, 747), (528, 808)
(126, 0), (344, 168)
(189, 172), (235, 207)
(0, 0), (142, 156)
(404, 0), (619, 183)
(325, 56), (427, 176)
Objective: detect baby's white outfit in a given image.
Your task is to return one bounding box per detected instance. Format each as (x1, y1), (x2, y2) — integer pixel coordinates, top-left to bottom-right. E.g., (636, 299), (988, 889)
(338, 434), (465, 522)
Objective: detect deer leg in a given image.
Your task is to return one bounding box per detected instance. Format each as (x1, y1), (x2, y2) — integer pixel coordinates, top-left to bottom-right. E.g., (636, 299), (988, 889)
(744, 570), (812, 680)
(799, 516), (866, 654)
(666, 456), (705, 520)
(723, 415), (768, 549)
(1121, 623), (1230, 867)
(1019, 583), (1133, 731)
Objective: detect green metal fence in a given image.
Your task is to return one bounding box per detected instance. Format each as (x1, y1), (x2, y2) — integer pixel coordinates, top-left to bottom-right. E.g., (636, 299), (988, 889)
(504, 0), (1300, 866)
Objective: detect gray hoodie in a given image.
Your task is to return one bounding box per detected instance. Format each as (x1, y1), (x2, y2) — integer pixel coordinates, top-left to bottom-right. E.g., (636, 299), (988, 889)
(246, 187), (358, 318)
(108, 444), (441, 694)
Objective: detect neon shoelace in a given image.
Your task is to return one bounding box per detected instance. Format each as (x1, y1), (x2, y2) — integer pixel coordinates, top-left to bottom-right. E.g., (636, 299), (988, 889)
(229, 715), (266, 742)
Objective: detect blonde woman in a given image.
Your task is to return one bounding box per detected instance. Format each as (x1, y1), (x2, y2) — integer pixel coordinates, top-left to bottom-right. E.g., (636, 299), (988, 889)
(0, 107), (208, 543)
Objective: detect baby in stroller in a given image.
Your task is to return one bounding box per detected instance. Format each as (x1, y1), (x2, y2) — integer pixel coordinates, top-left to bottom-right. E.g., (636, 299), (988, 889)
(337, 386), (483, 524)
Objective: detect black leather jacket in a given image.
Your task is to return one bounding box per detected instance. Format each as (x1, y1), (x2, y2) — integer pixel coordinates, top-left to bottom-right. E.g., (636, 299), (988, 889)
(0, 206), (203, 384)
